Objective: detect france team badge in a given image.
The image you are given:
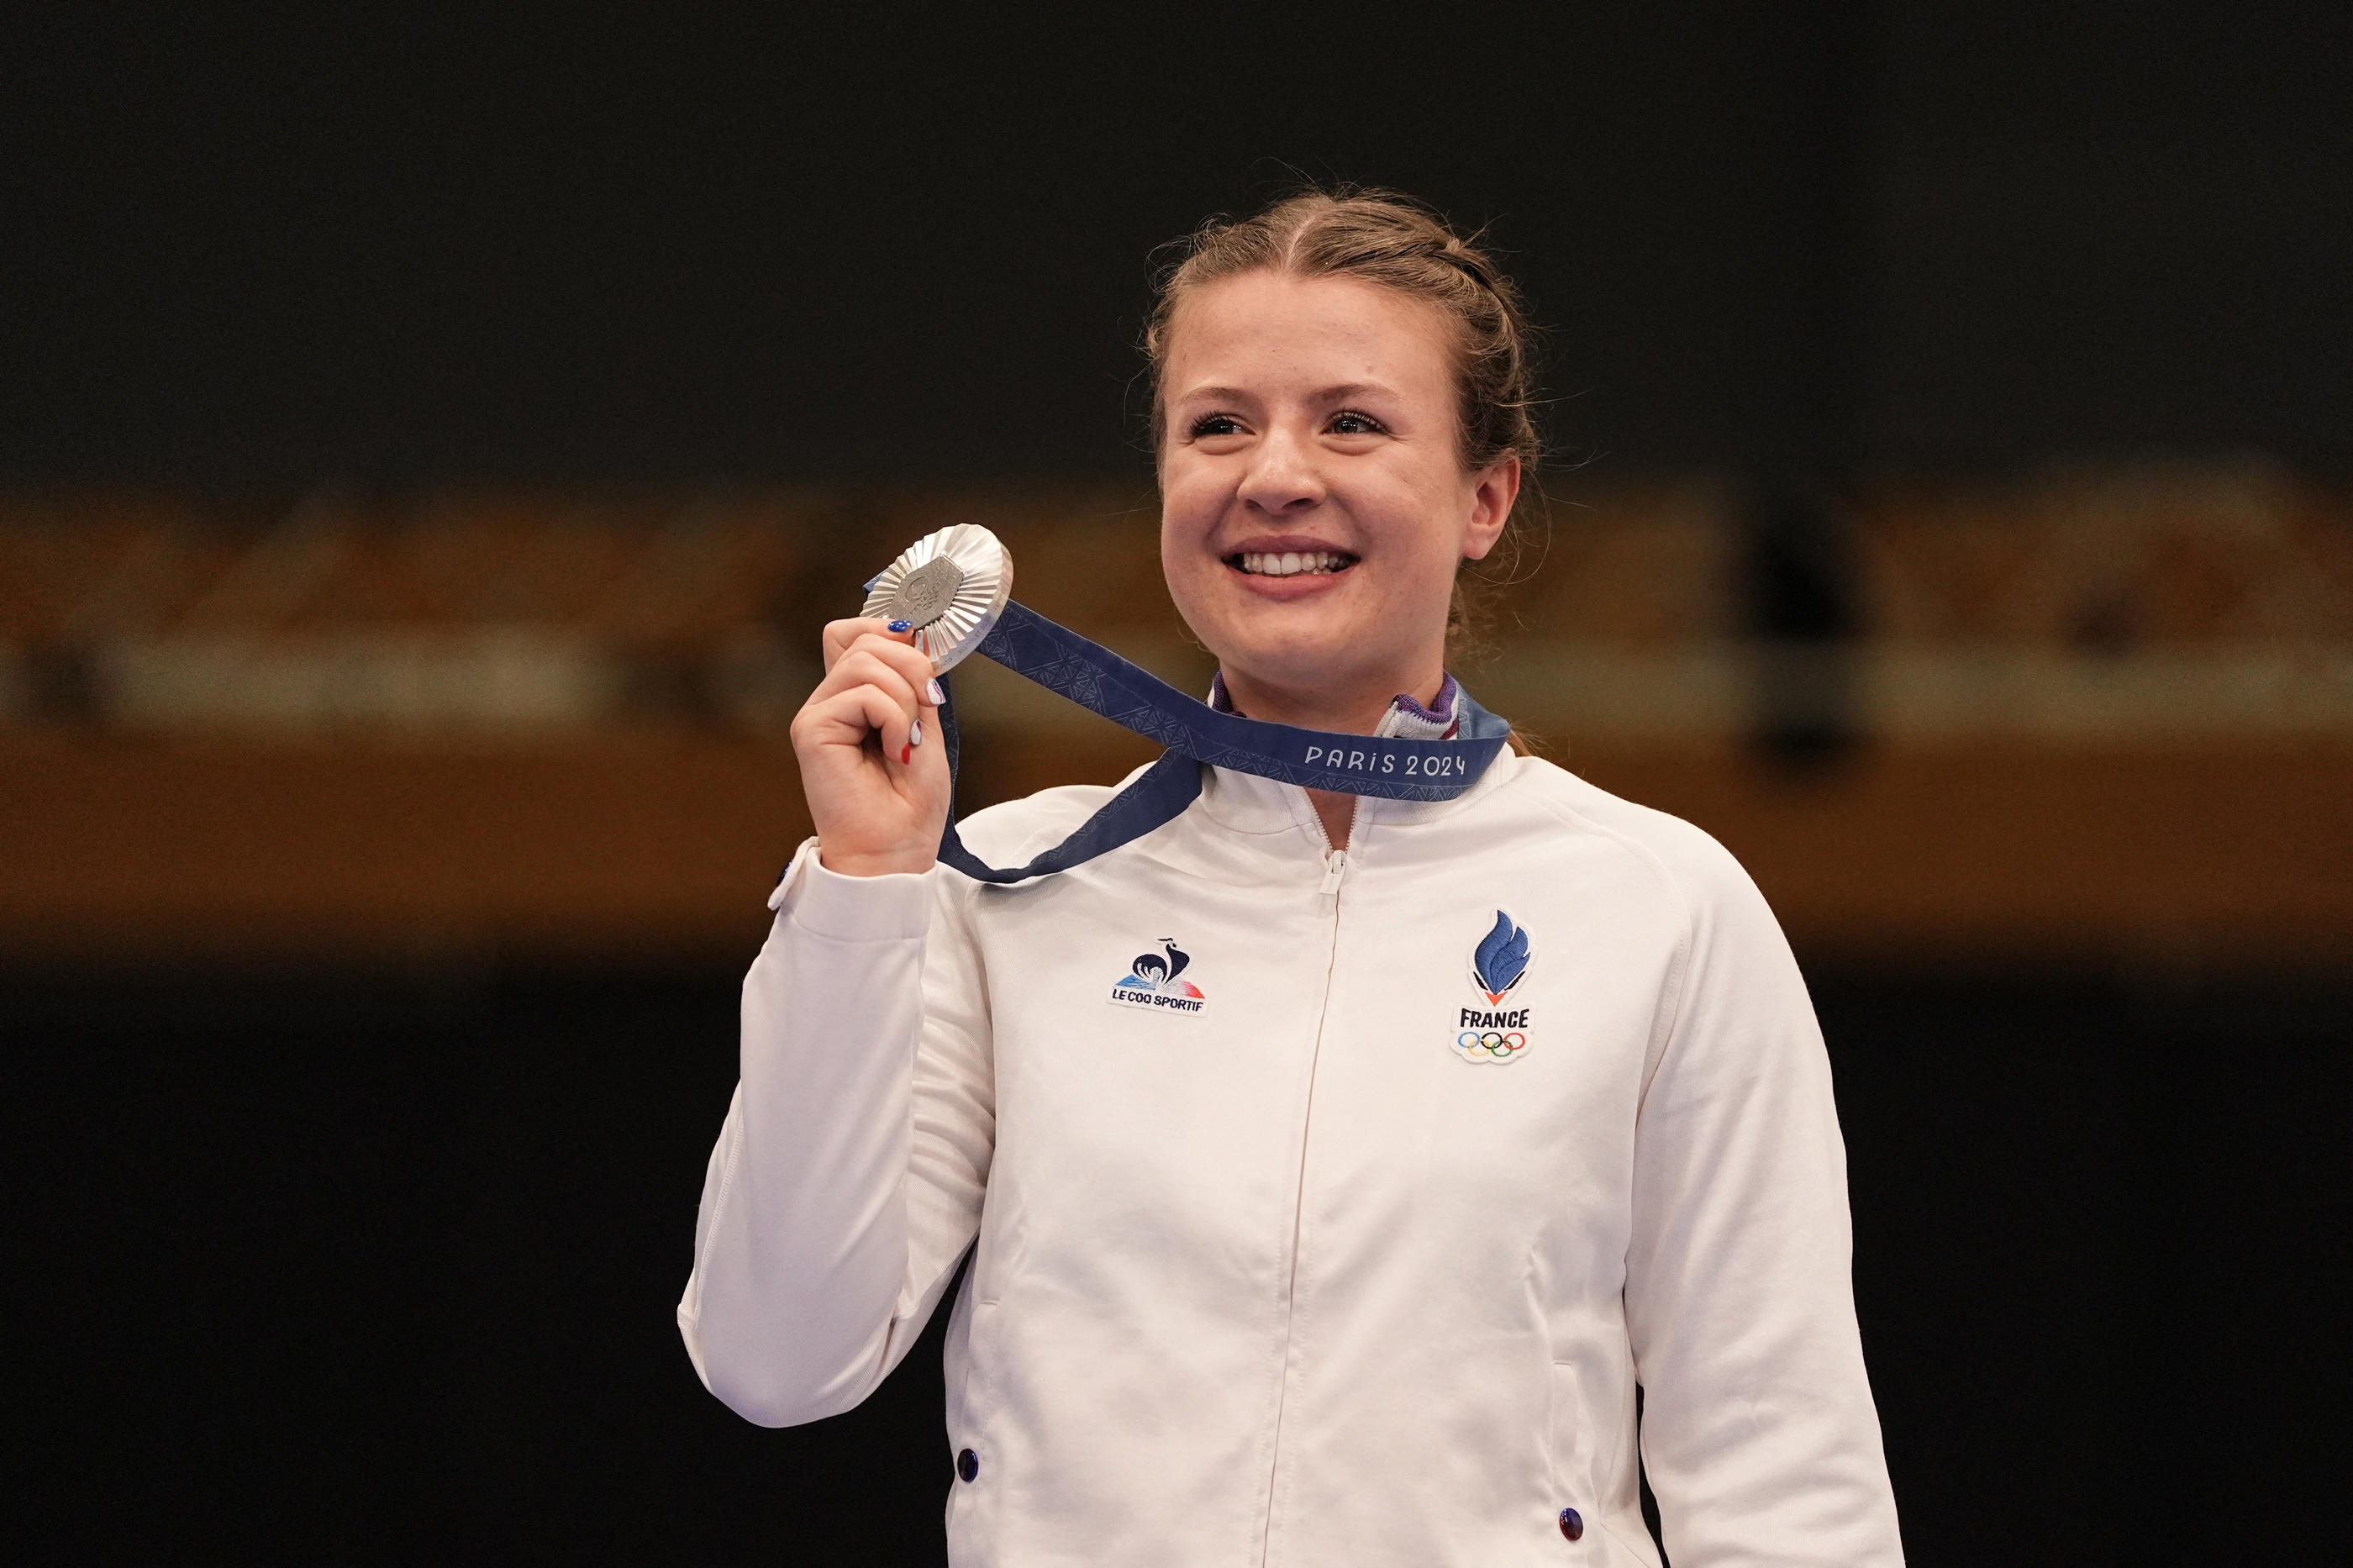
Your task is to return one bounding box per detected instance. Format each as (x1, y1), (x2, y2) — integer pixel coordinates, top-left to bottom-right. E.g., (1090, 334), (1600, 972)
(1455, 910), (1533, 1063)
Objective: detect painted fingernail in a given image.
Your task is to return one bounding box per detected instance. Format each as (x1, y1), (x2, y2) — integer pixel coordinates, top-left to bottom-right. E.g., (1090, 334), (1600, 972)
(887, 619), (913, 634)
(925, 678), (945, 705)
(909, 718), (924, 748)
(899, 743), (913, 765)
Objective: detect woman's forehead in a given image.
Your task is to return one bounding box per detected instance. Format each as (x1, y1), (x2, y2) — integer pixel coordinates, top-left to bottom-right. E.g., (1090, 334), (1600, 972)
(1162, 271), (1455, 392)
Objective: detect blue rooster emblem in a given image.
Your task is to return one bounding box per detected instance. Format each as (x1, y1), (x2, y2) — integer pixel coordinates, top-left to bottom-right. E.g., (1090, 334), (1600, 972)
(1470, 911), (1532, 1004)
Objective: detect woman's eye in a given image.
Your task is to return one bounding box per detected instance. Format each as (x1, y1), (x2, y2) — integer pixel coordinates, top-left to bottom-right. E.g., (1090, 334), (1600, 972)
(1188, 413), (1243, 439)
(1328, 410), (1387, 435)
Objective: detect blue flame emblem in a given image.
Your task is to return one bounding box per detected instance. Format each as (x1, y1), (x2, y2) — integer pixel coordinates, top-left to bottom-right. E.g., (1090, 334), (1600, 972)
(1471, 911), (1531, 1004)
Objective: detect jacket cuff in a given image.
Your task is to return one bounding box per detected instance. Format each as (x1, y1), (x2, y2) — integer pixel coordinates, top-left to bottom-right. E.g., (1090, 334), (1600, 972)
(768, 838), (934, 941)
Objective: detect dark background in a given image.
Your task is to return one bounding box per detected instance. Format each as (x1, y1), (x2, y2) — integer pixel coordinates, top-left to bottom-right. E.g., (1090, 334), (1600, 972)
(8, 2), (2350, 487)
(16, 964), (2349, 1561)
(8, 3), (2350, 1563)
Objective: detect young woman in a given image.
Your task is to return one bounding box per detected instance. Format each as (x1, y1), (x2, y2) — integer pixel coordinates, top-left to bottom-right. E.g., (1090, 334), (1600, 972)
(679, 192), (1903, 1567)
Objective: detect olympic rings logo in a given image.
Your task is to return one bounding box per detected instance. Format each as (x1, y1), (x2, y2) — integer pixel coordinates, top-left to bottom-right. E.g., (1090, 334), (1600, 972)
(1455, 1029), (1529, 1061)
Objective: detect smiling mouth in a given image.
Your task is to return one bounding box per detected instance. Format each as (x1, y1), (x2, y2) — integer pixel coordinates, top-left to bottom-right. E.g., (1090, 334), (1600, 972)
(1226, 550), (1359, 577)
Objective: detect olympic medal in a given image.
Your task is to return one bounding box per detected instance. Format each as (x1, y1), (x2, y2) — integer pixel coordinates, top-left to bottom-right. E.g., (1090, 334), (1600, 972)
(861, 523), (1014, 673)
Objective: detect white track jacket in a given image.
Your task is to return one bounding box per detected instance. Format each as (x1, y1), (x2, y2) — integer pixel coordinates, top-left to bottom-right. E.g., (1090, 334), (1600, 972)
(680, 747), (1904, 1567)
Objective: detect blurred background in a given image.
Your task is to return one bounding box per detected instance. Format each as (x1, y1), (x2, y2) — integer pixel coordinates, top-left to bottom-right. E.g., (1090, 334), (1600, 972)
(6, 3), (2347, 1563)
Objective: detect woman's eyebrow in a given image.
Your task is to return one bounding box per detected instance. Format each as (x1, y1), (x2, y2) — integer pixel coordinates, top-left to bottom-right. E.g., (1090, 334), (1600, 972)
(1173, 380), (1400, 407)
(1173, 384), (1254, 406)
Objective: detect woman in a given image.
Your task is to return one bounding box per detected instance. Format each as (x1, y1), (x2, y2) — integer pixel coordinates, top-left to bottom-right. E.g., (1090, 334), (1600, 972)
(680, 192), (1903, 1567)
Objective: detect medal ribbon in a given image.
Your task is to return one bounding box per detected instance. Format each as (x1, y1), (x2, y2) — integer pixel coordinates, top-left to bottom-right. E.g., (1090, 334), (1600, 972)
(932, 601), (1510, 884)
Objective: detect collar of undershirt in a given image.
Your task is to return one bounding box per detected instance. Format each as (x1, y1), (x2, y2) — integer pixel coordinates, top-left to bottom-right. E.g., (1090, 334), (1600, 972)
(1204, 670), (1463, 742)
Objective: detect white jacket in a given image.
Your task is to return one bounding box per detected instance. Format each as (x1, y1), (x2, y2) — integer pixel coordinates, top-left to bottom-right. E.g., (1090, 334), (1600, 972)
(679, 745), (1903, 1567)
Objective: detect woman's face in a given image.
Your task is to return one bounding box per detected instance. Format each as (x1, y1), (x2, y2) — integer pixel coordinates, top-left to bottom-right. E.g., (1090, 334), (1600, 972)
(1158, 270), (1519, 715)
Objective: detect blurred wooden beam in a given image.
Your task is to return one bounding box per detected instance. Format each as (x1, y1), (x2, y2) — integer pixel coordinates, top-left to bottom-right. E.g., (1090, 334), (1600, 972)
(1560, 741), (2353, 967)
(2, 734), (2345, 967)
(0, 735), (811, 962)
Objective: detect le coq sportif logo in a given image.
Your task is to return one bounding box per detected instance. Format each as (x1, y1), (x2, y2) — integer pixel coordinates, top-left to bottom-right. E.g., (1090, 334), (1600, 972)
(1107, 937), (1208, 1015)
(1455, 910), (1533, 1063)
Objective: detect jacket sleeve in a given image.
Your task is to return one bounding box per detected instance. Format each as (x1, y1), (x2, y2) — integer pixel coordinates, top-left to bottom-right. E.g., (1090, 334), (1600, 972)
(676, 839), (996, 1427)
(1622, 834), (1904, 1566)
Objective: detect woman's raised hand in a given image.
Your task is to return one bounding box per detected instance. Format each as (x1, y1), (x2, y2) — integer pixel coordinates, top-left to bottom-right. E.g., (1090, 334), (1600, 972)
(789, 618), (951, 876)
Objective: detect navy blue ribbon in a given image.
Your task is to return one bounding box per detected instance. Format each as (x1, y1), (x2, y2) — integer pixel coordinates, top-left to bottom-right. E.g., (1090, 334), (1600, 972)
(934, 602), (1509, 884)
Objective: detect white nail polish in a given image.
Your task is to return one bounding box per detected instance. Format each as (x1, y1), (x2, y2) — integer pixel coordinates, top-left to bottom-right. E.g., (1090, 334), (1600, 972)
(925, 678), (945, 705)
(909, 718), (924, 747)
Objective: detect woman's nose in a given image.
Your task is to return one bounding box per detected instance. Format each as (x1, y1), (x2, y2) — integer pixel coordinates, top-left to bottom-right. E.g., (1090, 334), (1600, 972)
(1236, 426), (1325, 514)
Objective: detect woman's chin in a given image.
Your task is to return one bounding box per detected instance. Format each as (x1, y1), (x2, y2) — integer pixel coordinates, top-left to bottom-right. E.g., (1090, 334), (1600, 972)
(1213, 629), (1395, 702)
(1187, 573), (1437, 704)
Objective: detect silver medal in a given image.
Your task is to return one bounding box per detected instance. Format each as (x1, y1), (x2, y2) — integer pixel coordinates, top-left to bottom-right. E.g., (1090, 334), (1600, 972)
(861, 523), (1013, 673)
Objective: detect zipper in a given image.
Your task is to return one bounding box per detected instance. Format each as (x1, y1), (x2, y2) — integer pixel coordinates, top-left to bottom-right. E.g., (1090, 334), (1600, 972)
(1260, 792), (1357, 1565)
(1303, 792), (1357, 898)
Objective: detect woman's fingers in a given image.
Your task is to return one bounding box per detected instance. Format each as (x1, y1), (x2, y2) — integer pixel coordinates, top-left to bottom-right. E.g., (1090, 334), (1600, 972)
(821, 618), (944, 692)
(797, 638), (948, 760)
(809, 648), (929, 725)
(797, 681), (920, 761)
(858, 635), (943, 707)
(821, 618), (890, 672)
(807, 639), (940, 755)
(793, 621), (951, 876)
(819, 624), (939, 692)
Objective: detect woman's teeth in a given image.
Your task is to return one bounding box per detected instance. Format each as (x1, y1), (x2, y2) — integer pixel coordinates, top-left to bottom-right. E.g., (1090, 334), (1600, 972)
(1235, 550), (1354, 577)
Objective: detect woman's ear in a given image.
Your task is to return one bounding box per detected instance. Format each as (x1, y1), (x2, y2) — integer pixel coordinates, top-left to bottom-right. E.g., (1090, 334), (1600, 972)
(1461, 455), (1521, 562)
